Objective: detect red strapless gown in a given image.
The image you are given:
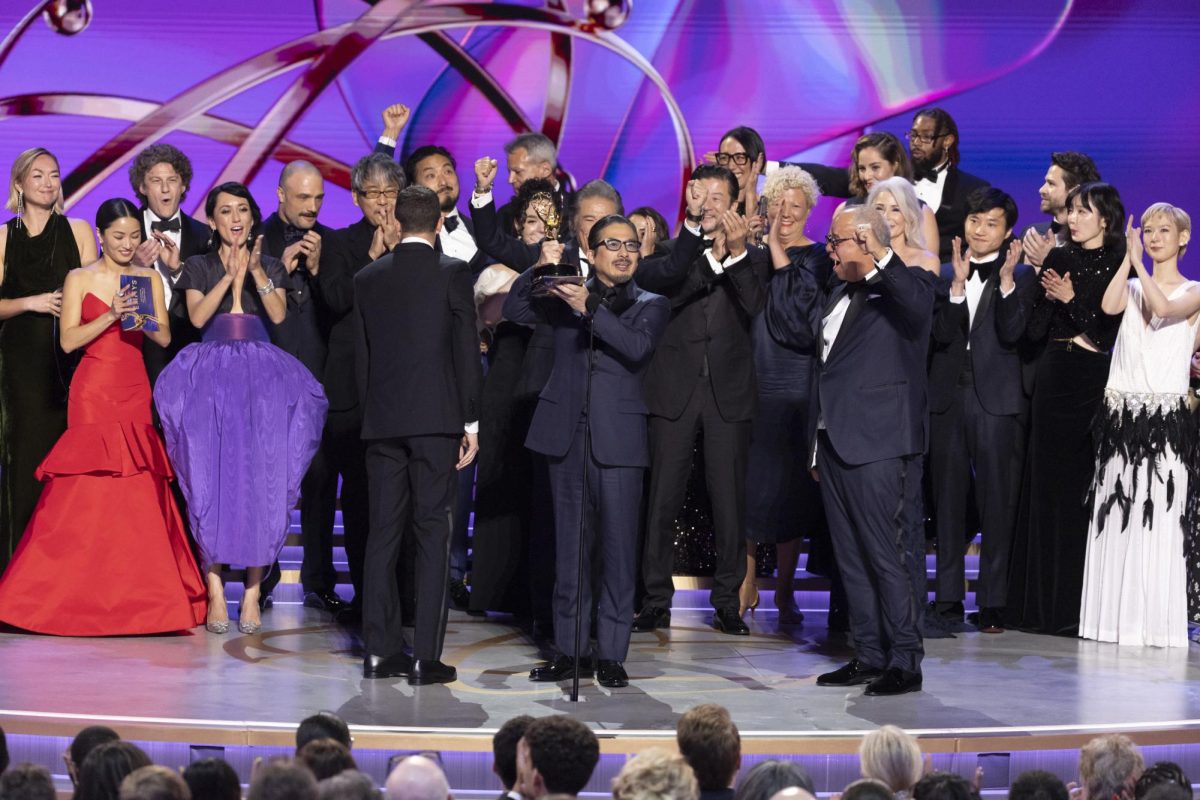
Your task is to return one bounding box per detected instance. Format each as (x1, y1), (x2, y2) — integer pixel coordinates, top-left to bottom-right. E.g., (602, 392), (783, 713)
(0, 293), (206, 635)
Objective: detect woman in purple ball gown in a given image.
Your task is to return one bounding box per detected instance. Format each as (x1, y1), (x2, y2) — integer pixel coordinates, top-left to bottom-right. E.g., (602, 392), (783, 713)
(154, 182), (327, 635)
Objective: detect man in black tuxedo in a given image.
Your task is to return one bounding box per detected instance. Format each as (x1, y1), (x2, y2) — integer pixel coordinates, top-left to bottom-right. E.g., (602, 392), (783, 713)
(781, 206), (935, 695)
(405, 144), (487, 271)
(633, 165), (768, 637)
(778, 108), (988, 263)
(312, 153), (404, 621)
(355, 186), (482, 685)
(504, 214), (670, 688)
(259, 159), (342, 612)
(928, 188), (1036, 633)
(127, 144), (210, 387)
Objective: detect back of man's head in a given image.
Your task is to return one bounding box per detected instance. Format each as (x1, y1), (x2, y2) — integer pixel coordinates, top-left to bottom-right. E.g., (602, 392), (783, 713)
(0, 763), (56, 800)
(248, 760), (318, 800)
(298, 739), (358, 782)
(182, 758), (242, 800)
(493, 716), (535, 791)
(912, 772), (978, 800)
(676, 704), (740, 791)
(1080, 735), (1144, 800)
(68, 725), (121, 783)
(394, 186), (441, 234)
(611, 749), (698, 800)
(842, 779), (896, 800)
(1009, 770), (1069, 800)
(384, 755), (450, 800)
(297, 713), (353, 753)
(733, 760), (815, 800)
(522, 716), (600, 798)
(118, 765), (192, 800)
(319, 770), (383, 800)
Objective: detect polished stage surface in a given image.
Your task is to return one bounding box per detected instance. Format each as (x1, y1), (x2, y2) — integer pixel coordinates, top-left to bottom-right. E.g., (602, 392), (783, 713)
(4, 595), (1200, 741)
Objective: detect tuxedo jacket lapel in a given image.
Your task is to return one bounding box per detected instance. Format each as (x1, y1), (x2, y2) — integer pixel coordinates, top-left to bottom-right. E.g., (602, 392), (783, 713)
(971, 278), (996, 335)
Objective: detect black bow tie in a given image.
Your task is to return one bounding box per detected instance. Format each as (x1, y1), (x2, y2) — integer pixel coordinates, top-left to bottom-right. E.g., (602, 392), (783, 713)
(283, 224), (307, 245)
(443, 214), (459, 233)
(150, 216), (181, 234)
(1050, 221), (1064, 235)
(969, 261), (995, 282)
(913, 164), (945, 183)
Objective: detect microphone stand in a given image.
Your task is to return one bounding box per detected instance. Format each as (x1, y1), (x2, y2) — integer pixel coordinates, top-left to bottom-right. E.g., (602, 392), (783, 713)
(570, 300), (597, 703)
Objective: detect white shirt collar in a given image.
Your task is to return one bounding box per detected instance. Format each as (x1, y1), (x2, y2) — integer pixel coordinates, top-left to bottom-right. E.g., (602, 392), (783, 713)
(402, 235), (435, 249)
(969, 250), (1000, 264)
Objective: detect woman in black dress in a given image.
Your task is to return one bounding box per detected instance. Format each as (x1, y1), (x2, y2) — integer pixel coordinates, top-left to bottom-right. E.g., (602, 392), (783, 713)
(0, 147), (96, 572)
(738, 166), (830, 623)
(1007, 182), (1126, 636)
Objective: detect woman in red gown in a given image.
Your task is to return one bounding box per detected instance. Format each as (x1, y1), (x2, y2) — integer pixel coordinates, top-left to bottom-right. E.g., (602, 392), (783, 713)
(0, 198), (206, 635)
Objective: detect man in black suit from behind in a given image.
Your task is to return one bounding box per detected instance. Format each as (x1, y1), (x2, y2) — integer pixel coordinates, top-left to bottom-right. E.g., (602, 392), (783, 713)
(355, 186), (482, 685)
(491, 715), (534, 800)
(773, 206), (935, 695)
(312, 153), (405, 621)
(127, 144), (210, 387)
(779, 108), (988, 263)
(632, 165), (768, 637)
(258, 159), (342, 611)
(928, 189), (1035, 633)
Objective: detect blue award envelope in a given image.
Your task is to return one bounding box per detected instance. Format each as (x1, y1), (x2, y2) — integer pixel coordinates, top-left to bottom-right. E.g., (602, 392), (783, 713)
(119, 274), (159, 332)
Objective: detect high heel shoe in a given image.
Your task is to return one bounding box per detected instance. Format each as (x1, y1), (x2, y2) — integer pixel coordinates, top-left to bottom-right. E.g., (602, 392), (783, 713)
(738, 589), (760, 618)
(237, 618), (261, 635)
(206, 613), (230, 634)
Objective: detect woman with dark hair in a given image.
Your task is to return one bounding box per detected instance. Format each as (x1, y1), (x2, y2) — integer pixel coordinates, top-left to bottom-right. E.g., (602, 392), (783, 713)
(0, 147), (97, 571)
(834, 133), (939, 256)
(0, 198), (205, 635)
(716, 126), (766, 213)
(1007, 182), (1126, 637)
(629, 206), (669, 258)
(183, 759), (242, 800)
(155, 182), (327, 635)
(76, 741), (152, 800)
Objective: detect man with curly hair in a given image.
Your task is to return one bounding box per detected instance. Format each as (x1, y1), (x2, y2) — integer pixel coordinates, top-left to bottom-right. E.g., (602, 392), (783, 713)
(515, 716), (599, 800)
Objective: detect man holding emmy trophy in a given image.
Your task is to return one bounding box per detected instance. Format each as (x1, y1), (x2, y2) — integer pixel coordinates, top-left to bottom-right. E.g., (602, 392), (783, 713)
(502, 212), (670, 688)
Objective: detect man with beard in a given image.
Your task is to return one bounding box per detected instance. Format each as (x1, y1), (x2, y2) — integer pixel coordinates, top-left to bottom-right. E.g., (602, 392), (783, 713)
(405, 144), (486, 271)
(259, 159), (341, 613)
(1020, 151), (1102, 268)
(127, 144), (211, 387)
(776, 108), (989, 262)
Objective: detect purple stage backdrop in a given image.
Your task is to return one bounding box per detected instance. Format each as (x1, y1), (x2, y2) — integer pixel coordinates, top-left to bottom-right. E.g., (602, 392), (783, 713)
(1, 0), (1198, 268)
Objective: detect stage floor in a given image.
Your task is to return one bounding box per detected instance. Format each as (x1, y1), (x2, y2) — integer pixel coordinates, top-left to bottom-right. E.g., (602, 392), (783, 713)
(4, 598), (1200, 744)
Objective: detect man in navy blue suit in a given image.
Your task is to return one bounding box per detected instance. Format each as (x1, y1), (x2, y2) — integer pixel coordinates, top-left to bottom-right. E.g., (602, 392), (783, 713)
(773, 206), (936, 696)
(503, 214), (670, 689)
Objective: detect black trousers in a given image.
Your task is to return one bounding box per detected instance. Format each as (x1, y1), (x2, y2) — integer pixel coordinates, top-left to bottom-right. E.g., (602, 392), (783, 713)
(547, 420), (642, 661)
(643, 375), (750, 612)
(299, 408), (369, 598)
(930, 378), (1024, 609)
(817, 431), (924, 673)
(362, 435), (458, 660)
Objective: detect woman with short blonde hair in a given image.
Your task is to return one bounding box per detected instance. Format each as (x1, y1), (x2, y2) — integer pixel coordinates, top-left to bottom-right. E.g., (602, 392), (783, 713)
(859, 725), (923, 797)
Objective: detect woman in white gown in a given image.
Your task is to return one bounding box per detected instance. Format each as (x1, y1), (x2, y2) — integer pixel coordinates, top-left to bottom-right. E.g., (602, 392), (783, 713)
(1081, 204), (1196, 647)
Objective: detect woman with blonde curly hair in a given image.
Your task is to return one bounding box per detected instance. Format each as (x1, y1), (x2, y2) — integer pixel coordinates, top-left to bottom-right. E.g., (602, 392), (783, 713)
(737, 166), (832, 624)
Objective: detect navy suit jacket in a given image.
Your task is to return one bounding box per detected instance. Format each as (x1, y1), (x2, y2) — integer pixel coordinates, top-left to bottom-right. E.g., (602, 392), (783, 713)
(502, 270), (669, 468)
(770, 253), (936, 466)
(928, 257), (1037, 417)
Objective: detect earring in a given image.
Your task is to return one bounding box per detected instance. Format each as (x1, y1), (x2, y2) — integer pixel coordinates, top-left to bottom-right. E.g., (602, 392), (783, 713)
(15, 189), (23, 229)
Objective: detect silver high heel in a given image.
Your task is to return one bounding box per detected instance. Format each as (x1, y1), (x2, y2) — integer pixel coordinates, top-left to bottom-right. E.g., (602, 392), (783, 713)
(237, 618), (261, 635)
(206, 618), (230, 634)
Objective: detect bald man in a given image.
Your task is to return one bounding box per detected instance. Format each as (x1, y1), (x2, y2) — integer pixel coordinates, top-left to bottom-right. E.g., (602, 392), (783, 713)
(259, 160), (346, 613)
(385, 755), (452, 800)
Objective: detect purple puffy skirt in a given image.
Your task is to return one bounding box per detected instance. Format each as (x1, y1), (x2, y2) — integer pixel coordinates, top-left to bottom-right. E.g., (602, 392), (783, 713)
(154, 313), (327, 568)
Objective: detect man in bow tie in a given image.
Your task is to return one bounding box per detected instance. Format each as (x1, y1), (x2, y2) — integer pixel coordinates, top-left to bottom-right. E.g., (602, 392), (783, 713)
(405, 145), (486, 272)
(1020, 151), (1102, 269)
(928, 188), (1036, 634)
(127, 144), (211, 387)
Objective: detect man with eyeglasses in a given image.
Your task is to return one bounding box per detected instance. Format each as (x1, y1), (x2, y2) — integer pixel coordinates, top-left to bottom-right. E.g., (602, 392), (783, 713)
(632, 164), (769, 638)
(257, 159), (345, 613)
(504, 214), (671, 688)
(773, 107), (988, 262)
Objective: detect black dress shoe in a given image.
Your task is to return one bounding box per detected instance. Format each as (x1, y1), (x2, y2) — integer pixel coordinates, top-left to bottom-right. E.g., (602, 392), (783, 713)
(363, 652), (412, 679)
(258, 593), (273, 612)
(631, 607), (670, 633)
(408, 659), (457, 686)
(864, 667), (922, 696)
(973, 607), (1005, 633)
(816, 659), (883, 686)
(712, 607), (750, 635)
(304, 590), (348, 614)
(448, 577), (471, 611)
(529, 655), (593, 682)
(596, 660), (629, 688)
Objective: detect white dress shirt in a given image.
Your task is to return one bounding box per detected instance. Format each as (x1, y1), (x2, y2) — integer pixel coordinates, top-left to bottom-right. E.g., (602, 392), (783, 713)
(439, 208), (479, 264)
(949, 251), (1015, 348)
(914, 162), (949, 212)
(401, 236), (478, 435)
(143, 208), (185, 307)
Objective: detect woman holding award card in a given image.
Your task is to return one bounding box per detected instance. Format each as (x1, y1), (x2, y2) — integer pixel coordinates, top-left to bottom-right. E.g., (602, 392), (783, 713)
(154, 182), (326, 635)
(0, 198), (206, 635)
